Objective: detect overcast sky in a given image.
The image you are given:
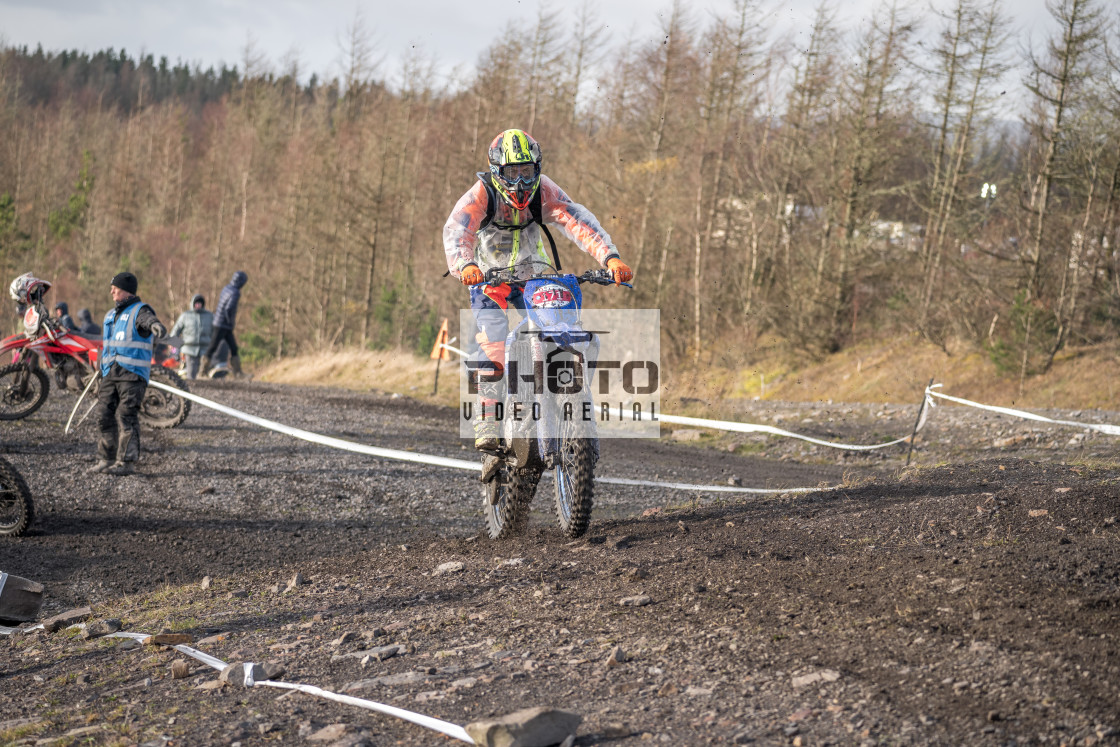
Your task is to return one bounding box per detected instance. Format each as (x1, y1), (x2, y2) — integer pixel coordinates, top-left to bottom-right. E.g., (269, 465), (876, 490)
(1, 0), (1058, 94)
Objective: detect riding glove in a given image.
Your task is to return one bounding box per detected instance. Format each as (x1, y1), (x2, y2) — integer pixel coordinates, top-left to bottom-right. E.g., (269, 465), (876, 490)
(460, 264), (485, 286)
(607, 258), (633, 285)
(150, 322), (168, 339)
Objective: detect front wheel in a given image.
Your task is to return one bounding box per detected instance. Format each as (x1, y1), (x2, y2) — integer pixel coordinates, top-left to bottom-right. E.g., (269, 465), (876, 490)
(554, 434), (595, 538)
(483, 461), (541, 539)
(141, 366), (191, 429)
(0, 363), (50, 420)
(0, 456), (34, 537)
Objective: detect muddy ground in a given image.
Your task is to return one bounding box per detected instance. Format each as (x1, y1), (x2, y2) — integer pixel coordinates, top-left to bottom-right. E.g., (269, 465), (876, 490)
(1, 381), (1118, 746)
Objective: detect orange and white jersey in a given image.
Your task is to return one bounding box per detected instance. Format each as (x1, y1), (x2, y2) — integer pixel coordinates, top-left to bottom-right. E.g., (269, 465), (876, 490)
(443, 175), (618, 281)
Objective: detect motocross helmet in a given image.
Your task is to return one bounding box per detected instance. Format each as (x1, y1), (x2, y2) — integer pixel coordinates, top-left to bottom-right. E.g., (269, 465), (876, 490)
(487, 129), (542, 211)
(9, 273), (51, 305)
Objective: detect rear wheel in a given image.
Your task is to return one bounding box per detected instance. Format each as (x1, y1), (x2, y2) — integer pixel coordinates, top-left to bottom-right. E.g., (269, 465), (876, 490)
(0, 456), (33, 537)
(141, 366), (191, 429)
(554, 424), (595, 538)
(0, 363), (49, 420)
(484, 461), (541, 539)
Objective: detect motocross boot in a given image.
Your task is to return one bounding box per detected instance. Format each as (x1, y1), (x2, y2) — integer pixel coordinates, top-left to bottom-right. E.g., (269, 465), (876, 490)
(474, 416), (499, 452)
(88, 459), (113, 474)
(230, 354), (244, 378)
(199, 355), (211, 377)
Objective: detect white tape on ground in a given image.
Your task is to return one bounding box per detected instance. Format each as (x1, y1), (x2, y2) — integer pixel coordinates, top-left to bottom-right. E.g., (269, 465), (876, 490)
(925, 385), (1120, 436)
(147, 381), (830, 495)
(0, 625), (17, 636)
(104, 631), (474, 743)
(657, 413), (916, 451)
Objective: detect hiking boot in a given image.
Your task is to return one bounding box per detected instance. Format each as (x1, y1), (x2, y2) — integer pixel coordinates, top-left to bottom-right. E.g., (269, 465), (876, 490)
(474, 418), (499, 452)
(88, 459), (112, 474)
(107, 461), (134, 476)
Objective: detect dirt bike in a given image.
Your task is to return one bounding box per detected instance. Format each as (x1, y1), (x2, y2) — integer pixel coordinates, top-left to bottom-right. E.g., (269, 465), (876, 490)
(473, 263), (632, 539)
(0, 303), (191, 428)
(0, 455), (33, 536)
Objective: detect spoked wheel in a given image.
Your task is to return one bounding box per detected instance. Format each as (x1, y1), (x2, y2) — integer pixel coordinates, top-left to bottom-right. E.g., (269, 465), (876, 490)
(0, 456), (33, 537)
(141, 366), (191, 429)
(483, 460), (541, 539)
(554, 420), (595, 538)
(0, 363), (50, 420)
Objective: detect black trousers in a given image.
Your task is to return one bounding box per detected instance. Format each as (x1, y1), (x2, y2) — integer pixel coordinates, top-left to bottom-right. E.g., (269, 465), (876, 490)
(204, 326), (238, 358)
(96, 376), (146, 462)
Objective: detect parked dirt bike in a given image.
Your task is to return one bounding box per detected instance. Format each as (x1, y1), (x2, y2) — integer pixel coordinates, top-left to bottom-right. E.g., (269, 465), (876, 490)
(0, 455), (33, 537)
(0, 303), (191, 428)
(474, 263), (632, 540)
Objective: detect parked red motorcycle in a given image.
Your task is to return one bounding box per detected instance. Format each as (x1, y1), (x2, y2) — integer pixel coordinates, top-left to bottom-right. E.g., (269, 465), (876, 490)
(0, 275), (190, 428)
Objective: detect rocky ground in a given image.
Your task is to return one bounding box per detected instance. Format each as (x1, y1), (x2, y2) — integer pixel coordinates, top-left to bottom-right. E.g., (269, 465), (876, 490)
(1, 380), (1119, 746)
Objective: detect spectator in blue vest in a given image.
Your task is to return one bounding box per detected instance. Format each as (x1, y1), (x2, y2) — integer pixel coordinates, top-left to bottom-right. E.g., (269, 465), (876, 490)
(201, 270), (247, 378)
(90, 272), (167, 476)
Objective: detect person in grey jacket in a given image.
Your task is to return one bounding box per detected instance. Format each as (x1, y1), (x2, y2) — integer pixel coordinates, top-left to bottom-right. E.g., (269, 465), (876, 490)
(169, 294), (213, 380)
(53, 302), (78, 332)
(201, 271), (247, 377)
(76, 308), (99, 335)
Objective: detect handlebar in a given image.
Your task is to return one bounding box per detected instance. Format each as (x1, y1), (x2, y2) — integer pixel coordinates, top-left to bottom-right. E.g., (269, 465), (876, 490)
(475, 268), (632, 290)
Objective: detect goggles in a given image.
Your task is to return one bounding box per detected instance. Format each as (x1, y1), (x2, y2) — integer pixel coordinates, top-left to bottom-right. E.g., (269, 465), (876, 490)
(498, 162), (540, 185)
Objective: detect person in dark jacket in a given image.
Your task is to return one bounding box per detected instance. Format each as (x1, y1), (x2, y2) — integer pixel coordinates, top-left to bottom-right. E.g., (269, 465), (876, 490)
(53, 302), (78, 332)
(170, 294), (213, 380)
(90, 272), (167, 476)
(76, 308), (99, 335)
(201, 271), (247, 377)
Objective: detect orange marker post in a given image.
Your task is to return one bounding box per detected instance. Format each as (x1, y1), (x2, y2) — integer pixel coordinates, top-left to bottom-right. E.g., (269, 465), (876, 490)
(431, 319), (450, 394)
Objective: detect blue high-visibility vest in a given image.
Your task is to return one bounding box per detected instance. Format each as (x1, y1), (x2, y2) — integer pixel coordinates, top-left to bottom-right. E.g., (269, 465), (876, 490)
(101, 300), (153, 380)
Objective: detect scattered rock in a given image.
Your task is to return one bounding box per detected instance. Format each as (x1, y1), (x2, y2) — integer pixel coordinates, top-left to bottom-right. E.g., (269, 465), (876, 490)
(657, 682), (680, 697)
(285, 573), (307, 593)
(307, 723), (351, 742)
(196, 632), (228, 646)
(684, 686), (713, 696)
(670, 429), (703, 442)
(728, 476), (742, 486)
(43, 606), (93, 633)
(465, 707), (582, 747)
(200, 576), (212, 590)
(434, 561), (465, 575)
(226, 589), (249, 599)
(218, 661), (283, 685)
(331, 632), (357, 647)
(81, 618), (122, 639)
(198, 485), (216, 495)
(620, 595), (652, 607)
(604, 645), (627, 668)
(641, 507), (662, 517)
(170, 660), (191, 679)
(791, 669), (841, 689)
(500, 558), (527, 567)
(331, 644), (404, 663)
(1028, 509), (1049, 518)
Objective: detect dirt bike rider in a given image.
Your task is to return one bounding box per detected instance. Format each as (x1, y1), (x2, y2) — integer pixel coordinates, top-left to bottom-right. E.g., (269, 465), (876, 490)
(89, 272), (167, 476)
(442, 128), (633, 451)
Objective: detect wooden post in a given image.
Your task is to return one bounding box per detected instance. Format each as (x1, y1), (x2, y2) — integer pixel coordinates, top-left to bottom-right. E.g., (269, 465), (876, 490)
(906, 378), (935, 466)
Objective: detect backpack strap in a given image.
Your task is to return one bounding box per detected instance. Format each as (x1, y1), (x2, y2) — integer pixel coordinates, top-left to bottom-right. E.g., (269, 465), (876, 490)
(449, 175), (562, 277)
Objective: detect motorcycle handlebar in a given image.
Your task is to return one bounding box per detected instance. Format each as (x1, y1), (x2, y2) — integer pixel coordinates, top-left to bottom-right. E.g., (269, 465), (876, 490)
(475, 268), (632, 290)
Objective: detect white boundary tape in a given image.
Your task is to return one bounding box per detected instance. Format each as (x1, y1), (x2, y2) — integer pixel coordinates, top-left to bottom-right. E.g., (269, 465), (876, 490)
(656, 413), (919, 451)
(146, 381), (830, 495)
(924, 384), (1120, 436)
(104, 631), (474, 743)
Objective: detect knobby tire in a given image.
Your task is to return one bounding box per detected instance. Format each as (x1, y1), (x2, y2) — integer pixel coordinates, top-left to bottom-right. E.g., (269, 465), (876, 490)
(0, 456), (33, 536)
(484, 464), (541, 539)
(141, 367), (191, 429)
(0, 363), (50, 420)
